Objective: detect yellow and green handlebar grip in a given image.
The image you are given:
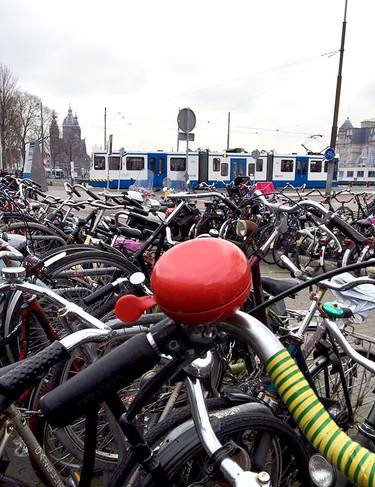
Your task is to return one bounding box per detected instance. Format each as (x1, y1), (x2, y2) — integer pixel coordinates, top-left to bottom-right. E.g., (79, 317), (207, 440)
(266, 349), (375, 487)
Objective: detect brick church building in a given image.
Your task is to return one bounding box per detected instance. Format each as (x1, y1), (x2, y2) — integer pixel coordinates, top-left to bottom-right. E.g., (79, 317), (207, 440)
(49, 107), (90, 177)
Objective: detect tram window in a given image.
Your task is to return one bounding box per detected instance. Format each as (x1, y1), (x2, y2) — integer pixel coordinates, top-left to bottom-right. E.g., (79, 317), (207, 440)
(369, 171), (375, 177)
(109, 156), (121, 171)
(256, 158), (263, 172)
(170, 157), (186, 171)
(347, 171), (354, 177)
(213, 158), (221, 172)
(126, 157), (145, 171)
(221, 163), (229, 177)
(94, 156), (105, 170)
(357, 171), (364, 177)
(280, 159), (294, 172)
(159, 158), (165, 173)
(149, 157), (156, 173)
(324, 160), (328, 172)
(310, 160), (322, 172)
(248, 163), (255, 176)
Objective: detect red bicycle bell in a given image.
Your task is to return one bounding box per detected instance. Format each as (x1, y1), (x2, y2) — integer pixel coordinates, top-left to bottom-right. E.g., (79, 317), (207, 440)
(115, 238), (251, 325)
(116, 238), (251, 325)
(152, 238), (251, 325)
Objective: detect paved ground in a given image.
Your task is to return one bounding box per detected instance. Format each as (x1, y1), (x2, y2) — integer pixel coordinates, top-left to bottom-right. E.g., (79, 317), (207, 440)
(7, 182), (375, 485)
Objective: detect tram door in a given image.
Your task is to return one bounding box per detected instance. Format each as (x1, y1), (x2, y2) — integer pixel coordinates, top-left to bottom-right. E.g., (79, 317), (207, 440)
(198, 150), (208, 183)
(230, 158), (246, 180)
(148, 154), (167, 188)
(295, 157), (309, 186)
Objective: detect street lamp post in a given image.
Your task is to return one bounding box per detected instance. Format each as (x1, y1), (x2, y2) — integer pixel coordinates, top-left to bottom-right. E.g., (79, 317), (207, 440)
(325, 0), (349, 195)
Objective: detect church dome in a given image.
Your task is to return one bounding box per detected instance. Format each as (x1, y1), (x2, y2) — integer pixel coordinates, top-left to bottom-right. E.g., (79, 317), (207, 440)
(63, 107), (76, 127)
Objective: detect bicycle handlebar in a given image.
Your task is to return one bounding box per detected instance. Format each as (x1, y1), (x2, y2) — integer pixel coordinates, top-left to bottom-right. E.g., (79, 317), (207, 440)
(40, 332), (160, 427)
(253, 190), (329, 215)
(169, 192), (239, 212)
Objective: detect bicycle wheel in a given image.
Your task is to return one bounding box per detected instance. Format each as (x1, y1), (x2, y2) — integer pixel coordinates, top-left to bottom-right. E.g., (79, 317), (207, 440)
(45, 250), (139, 314)
(123, 410), (311, 487)
(272, 232), (296, 269)
(295, 239), (326, 275)
(195, 214), (225, 236)
(31, 355), (189, 476)
(251, 222), (276, 264)
(2, 287), (90, 363)
(4, 221), (67, 256)
(336, 206), (354, 223)
(310, 345), (375, 429)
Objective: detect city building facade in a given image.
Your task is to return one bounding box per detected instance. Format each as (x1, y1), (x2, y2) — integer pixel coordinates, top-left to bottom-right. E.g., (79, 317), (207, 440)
(336, 118), (375, 168)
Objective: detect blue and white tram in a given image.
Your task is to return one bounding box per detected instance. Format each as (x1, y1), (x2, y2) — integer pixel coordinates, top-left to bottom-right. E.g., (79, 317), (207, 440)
(89, 150), (338, 189)
(338, 166), (375, 186)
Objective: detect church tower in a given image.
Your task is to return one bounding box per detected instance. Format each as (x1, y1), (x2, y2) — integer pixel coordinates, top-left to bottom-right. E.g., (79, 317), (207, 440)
(49, 106), (90, 177)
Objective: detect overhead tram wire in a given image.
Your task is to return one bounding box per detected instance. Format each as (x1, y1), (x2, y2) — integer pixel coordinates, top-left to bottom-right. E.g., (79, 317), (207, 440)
(169, 51), (332, 100)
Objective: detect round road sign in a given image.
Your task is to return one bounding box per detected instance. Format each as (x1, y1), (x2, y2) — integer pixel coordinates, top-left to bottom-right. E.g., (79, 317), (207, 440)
(177, 108), (196, 133)
(324, 147), (336, 161)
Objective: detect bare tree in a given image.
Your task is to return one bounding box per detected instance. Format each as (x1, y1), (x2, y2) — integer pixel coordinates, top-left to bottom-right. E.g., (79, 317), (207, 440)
(0, 63), (18, 169)
(16, 91), (40, 162)
(1, 63), (55, 171)
(16, 93), (53, 163)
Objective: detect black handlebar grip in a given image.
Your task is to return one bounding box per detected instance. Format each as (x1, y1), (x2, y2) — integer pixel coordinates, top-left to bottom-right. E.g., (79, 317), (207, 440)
(128, 206), (149, 217)
(0, 342), (70, 411)
(83, 282), (114, 306)
(30, 179), (42, 189)
(131, 199), (144, 209)
(40, 333), (160, 427)
(329, 214), (366, 244)
(86, 189), (100, 201)
(127, 212), (149, 224)
(35, 188), (46, 198)
(72, 187), (81, 198)
(225, 199), (239, 213)
(110, 196), (124, 206)
(123, 195), (143, 209)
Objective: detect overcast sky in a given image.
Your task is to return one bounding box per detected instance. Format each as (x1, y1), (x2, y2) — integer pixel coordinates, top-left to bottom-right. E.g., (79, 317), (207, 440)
(1, 0), (373, 154)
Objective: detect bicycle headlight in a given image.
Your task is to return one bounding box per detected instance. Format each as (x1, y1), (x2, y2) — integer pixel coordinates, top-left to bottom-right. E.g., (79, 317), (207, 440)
(308, 454), (335, 487)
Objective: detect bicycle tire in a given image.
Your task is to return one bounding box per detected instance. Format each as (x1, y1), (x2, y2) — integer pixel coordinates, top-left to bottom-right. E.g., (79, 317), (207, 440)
(4, 221), (67, 256)
(195, 214), (226, 236)
(120, 410), (311, 487)
(309, 346), (375, 429)
(46, 250), (137, 294)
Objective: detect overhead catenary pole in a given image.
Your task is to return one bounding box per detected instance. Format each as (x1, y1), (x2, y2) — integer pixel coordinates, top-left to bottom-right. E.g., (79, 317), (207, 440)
(186, 108), (189, 189)
(104, 107), (107, 151)
(0, 130), (2, 171)
(227, 112), (231, 150)
(325, 0), (348, 195)
(177, 107), (180, 152)
(0, 88), (2, 171)
(40, 102), (45, 168)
